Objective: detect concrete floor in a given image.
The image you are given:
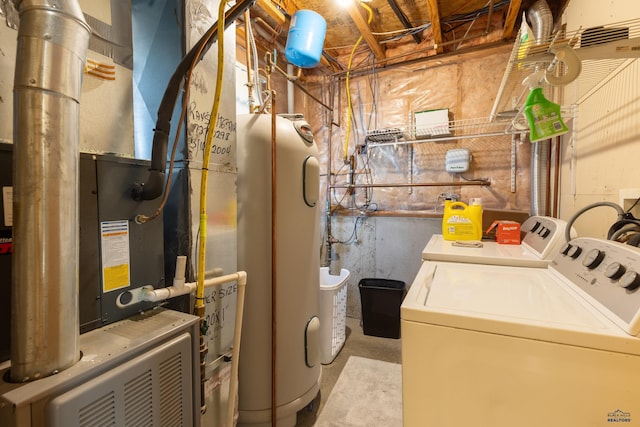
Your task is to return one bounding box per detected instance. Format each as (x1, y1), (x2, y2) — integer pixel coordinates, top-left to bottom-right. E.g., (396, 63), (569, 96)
(296, 316), (402, 426)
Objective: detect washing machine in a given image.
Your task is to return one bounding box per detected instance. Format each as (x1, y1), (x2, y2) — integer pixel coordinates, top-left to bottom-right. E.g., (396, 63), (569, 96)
(401, 237), (640, 426)
(423, 216), (571, 267)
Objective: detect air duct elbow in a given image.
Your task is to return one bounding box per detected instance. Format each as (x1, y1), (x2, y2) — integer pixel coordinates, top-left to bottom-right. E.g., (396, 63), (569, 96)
(132, 169), (166, 201)
(527, 0), (554, 44)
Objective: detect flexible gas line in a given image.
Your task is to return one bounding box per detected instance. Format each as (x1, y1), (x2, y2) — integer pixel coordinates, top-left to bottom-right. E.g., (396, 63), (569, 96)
(343, 1), (373, 163)
(195, 1), (228, 415)
(197, 0), (229, 317)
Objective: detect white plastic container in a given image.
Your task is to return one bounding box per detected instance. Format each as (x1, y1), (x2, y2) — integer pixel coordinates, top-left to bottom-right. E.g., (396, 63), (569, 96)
(319, 267), (350, 364)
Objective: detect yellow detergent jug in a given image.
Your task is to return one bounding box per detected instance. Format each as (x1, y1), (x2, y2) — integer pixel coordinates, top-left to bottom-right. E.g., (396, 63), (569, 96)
(442, 199), (483, 241)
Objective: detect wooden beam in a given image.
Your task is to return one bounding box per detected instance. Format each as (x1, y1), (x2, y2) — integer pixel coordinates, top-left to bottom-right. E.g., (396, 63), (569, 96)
(256, 0), (286, 25)
(345, 1), (386, 60)
(425, 0), (443, 54)
(502, 0), (523, 40)
(282, 0), (298, 17)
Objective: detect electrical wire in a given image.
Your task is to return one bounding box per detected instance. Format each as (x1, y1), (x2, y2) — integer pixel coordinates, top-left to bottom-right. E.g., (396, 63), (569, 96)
(343, 1), (373, 163)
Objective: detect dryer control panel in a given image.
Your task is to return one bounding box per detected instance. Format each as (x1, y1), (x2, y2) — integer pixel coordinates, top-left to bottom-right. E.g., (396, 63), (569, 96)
(521, 216), (573, 259)
(551, 237), (640, 336)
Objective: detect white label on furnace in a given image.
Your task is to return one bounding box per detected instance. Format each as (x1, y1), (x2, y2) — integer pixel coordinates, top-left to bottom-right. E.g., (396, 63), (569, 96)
(3, 187), (12, 227)
(100, 220), (131, 292)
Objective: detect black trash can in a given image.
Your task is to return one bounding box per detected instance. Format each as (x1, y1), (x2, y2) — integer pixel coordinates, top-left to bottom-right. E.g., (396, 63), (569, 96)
(358, 278), (406, 339)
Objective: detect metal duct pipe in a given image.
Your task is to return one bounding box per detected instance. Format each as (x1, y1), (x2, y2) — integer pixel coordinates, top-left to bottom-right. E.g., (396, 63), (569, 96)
(11, 0), (90, 382)
(527, 0), (553, 44)
(526, 0), (553, 216)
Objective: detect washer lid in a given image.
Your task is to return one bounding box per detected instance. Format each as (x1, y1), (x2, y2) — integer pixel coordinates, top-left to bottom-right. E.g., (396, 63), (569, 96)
(402, 261), (640, 354)
(422, 217), (570, 267)
(422, 235), (549, 267)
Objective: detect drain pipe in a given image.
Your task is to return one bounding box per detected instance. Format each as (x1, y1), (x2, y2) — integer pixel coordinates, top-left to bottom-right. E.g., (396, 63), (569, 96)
(11, 0), (91, 382)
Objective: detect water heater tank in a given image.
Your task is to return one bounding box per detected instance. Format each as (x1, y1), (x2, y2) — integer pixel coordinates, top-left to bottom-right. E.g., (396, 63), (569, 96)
(236, 113), (321, 427)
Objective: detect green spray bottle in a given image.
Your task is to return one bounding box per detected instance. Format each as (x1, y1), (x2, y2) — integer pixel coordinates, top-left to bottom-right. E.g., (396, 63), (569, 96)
(523, 73), (569, 142)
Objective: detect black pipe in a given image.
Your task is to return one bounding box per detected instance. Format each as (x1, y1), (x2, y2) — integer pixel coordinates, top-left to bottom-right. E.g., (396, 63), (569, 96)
(133, 0), (257, 200)
(386, 0), (422, 44)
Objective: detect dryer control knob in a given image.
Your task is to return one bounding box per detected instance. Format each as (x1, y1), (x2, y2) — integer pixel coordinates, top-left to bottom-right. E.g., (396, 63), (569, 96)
(604, 262), (626, 280)
(530, 221), (542, 233)
(619, 271), (640, 291)
(560, 243), (572, 255)
(567, 245), (582, 259)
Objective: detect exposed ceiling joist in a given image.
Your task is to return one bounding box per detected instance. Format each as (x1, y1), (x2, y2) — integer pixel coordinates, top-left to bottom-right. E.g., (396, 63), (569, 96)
(256, 0), (286, 26)
(425, 0), (443, 54)
(502, 0), (523, 39)
(245, 0), (569, 72)
(345, 1), (386, 60)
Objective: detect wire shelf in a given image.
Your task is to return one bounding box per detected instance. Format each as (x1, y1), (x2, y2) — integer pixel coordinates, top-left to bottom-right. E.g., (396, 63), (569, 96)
(493, 17), (640, 118)
(365, 18), (639, 148)
(365, 116), (526, 147)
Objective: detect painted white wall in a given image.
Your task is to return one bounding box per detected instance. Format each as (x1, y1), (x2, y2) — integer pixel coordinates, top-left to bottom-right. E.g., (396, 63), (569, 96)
(559, 0), (640, 237)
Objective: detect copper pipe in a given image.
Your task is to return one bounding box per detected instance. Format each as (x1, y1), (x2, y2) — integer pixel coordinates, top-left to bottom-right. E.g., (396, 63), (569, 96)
(331, 181), (490, 189)
(270, 90), (278, 427)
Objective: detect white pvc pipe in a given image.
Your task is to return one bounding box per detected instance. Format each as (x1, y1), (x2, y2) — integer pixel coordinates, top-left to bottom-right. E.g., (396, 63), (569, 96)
(139, 265), (248, 427)
(141, 282), (197, 302)
(173, 255), (187, 288)
(287, 63), (295, 114)
(226, 271), (247, 427)
(142, 272), (247, 302)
